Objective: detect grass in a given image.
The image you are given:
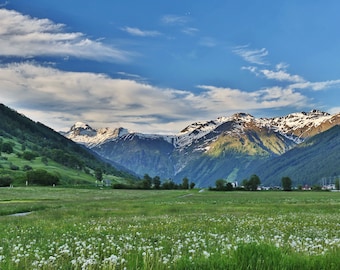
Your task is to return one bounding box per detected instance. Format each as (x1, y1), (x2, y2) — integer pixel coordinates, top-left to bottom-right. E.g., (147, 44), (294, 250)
(0, 188), (339, 269)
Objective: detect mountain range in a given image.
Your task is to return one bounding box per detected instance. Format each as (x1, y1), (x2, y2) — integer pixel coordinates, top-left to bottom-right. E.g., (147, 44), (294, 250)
(64, 110), (340, 187)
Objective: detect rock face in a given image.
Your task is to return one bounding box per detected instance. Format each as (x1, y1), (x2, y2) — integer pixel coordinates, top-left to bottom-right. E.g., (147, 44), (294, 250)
(64, 110), (340, 187)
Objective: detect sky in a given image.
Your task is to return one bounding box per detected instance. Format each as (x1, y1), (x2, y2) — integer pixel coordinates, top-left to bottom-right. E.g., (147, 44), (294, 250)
(1, 0), (340, 134)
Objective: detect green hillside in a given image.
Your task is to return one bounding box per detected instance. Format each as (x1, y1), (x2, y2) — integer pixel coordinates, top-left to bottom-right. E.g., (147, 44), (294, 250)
(255, 125), (340, 186)
(0, 104), (137, 186)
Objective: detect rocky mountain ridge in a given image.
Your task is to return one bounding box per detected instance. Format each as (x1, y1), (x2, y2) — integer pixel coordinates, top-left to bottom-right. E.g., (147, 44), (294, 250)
(63, 110), (340, 187)
(65, 110), (339, 149)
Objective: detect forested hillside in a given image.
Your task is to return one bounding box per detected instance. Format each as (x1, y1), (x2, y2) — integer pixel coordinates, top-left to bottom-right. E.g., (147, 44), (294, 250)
(255, 125), (340, 186)
(0, 104), (137, 186)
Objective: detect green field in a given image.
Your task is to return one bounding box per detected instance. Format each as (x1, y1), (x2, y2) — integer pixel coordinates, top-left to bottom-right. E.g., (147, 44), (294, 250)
(0, 188), (339, 269)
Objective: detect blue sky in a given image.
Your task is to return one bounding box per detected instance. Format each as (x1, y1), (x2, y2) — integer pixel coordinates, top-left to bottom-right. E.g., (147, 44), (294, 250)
(1, 0), (340, 133)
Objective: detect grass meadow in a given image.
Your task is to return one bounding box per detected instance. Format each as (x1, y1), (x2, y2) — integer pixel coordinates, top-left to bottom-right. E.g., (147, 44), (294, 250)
(0, 187), (339, 269)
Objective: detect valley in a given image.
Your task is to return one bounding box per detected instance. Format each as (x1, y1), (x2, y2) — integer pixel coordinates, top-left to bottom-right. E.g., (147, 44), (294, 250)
(1, 102), (339, 188)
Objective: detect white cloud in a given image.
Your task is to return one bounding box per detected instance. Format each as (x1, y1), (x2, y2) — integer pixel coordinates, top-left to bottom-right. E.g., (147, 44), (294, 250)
(0, 9), (131, 62)
(182, 27), (199, 35)
(243, 63), (340, 92)
(260, 69), (305, 83)
(161, 15), (188, 25)
(243, 65), (305, 83)
(276, 62), (289, 70)
(290, 80), (340, 91)
(0, 62), (198, 132)
(196, 85), (308, 110)
(0, 62), (311, 134)
(121, 26), (161, 37)
(241, 66), (259, 75)
(233, 45), (268, 65)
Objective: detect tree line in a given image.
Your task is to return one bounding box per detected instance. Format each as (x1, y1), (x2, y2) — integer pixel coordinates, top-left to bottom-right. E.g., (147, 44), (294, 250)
(211, 174), (293, 191)
(113, 174), (195, 190)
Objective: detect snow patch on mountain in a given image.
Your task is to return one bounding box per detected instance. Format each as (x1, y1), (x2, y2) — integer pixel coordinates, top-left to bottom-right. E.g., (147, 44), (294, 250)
(64, 110), (339, 150)
(66, 122), (129, 147)
(258, 110), (333, 143)
(174, 113), (256, 149)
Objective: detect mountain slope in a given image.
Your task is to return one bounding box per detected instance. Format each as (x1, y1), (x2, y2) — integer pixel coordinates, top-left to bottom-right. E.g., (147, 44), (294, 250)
(169, 114), (298, 186)
(95, 133), (175, 178)
(254, 124), (340, 187)
(0, 104), (137, 186)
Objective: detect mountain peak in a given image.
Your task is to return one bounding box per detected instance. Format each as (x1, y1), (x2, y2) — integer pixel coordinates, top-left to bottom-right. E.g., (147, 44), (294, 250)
(309, 109), (329, 114)
(293, 110), (330, 118)
(71, 121), (94, 131)
(69, 122), (96, 137)
(232, 112), (254, 121)
(65, 123), (129, 147)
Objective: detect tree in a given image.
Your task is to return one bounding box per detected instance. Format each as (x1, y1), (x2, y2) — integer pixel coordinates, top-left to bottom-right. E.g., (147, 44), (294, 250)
(0, 175), (13, 187)
(162, 179), (177, 190)
(1, 142), (13, 154)
(243, 175), (261, 191)
(242, 179), (250, 190)
(153, 176), (161, 189)
(41, 156), (48, 165)
(281, 176), (292, 191)
(142, 174), (152, 189)
(181, 177), (189, 189)
(249, 174), (261, 191)
(26, 169), (59, 186)
(335, 178), (340, 190)
(190, 182), (196, 189)
(22, 151), (37, 161)
(215, 179), (226, 191)
(95, 168), (103, 181)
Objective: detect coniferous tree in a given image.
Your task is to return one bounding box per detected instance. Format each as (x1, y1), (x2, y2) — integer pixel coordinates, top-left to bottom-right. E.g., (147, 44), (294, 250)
(281, 176), (292, 191)
(181, 177), (189, 189)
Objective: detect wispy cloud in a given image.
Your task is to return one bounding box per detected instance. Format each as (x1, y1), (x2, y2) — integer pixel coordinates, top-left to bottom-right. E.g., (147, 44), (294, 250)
(181, 27), (199, 35)
(0, 62), (312, 133)
(0, 9), (131, 62)
(199, 37), (217, 47)
(290, 80), (340, 91)
(161, 15), (189, 25)
(116, 71), (148, 82)
(242, 61), (340, 91)
(243, 65), (305, 83)
(121, 26), (161, 37)
(233, 45), (268, 65)
(261, 69), (305, 83)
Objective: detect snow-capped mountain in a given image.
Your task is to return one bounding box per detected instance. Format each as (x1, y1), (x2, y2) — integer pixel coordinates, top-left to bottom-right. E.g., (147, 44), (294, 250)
(63, 110), (340, 187)
(260, 110), (339, 143)
(64, 121), (129, 147)
(175, 110), (339, 148)
(64, 110), (339, 150)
